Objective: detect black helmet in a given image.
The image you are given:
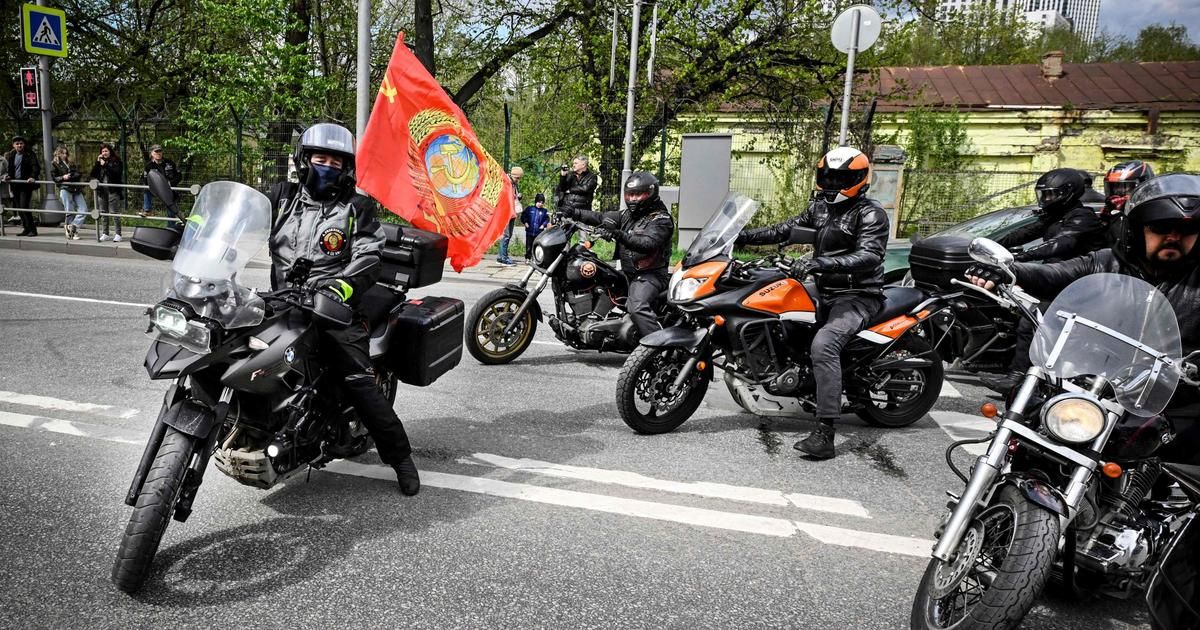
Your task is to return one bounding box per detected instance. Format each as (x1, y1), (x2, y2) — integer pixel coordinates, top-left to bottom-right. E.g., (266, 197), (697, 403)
(1104, 160), (1155, 209)
(815, 147), (870, 204)
(1034, 168), (1086, 214)
(624, 171), (660, 215)
(1121, 174), (1200, 262)
(292, 123), (356, 198)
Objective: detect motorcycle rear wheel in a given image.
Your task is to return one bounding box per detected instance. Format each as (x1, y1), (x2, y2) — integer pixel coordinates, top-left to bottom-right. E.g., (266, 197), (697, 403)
(616, 345), (709, 434)
(910, 486), (1060, 630)
(466, 288), (537, 365)
(857, 336), (943, 427)
(111, 426), (194, 593)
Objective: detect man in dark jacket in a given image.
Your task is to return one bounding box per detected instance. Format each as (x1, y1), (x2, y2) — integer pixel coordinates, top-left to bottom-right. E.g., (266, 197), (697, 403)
(267, 123), (420, 496)
(4, 136), (41, 236)
(560, 171), (673, 338)
(140, 145), (182, 218)
(556, 156), (598, 215)
(968, 173), (1200, 463)
(736, 147), (889, 460)
(982, 167), (1107, 393)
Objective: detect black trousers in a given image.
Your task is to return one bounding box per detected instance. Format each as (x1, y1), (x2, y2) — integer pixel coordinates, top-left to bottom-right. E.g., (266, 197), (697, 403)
(810, 293), (883, 420)
(320, 320), (413, 465)
(626, 270), (668, 338)
(11, 184), (35, 233)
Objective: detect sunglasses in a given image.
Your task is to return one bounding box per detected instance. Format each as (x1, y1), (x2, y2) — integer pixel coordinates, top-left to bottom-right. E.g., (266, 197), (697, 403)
(1146, 221), (1200, 236)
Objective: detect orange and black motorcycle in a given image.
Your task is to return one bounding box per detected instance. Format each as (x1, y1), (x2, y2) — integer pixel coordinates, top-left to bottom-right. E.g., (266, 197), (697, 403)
(615, 193), (944, 434)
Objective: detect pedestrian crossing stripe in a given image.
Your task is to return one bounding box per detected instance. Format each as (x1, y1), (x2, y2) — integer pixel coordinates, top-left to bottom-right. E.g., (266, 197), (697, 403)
(21, 4), (68, 58)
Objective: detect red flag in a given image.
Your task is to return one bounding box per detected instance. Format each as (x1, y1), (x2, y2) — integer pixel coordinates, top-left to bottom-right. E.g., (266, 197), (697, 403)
(358, 33), (513, 272)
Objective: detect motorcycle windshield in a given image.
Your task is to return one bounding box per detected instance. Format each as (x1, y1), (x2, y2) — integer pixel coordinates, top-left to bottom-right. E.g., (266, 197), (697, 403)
(681, 193), (759, 268)
(1030, 273), (1181, 416)
(165, 181), (272, 328)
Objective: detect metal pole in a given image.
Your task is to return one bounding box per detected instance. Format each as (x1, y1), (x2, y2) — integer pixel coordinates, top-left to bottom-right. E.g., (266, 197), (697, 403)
(356, 0), (371, 142)
(621, 0), (643, 208)
(837, 7), (861, 147)
(36, 0), (58, 219)
(502, 103), (511, 171)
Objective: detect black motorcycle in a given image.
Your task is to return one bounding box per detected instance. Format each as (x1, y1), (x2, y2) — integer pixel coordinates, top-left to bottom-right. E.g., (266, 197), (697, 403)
(911, 238), (1198, 630)
(111, 176), (463, 593)
(465, 218), (672, 364)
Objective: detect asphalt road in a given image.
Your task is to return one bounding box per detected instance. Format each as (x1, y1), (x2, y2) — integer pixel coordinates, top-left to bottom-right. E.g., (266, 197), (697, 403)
(0, 249), (1151, 629)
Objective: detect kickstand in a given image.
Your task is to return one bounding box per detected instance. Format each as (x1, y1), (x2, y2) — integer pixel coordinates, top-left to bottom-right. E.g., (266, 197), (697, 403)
(306, 466), (312, 483)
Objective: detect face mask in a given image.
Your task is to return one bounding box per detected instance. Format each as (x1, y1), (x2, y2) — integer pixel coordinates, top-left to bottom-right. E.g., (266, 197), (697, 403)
(306, 163), (341, 197)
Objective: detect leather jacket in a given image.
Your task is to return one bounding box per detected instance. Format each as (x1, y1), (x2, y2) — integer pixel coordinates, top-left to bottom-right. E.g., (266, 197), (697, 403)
(738, 196), (890, 294)
(998, 203), (1104, 263)
(1013, 248), (1200, 354)
(570, 199), (674, 274)
(557, 169), (598, 213)
(267, 182), (384, 304)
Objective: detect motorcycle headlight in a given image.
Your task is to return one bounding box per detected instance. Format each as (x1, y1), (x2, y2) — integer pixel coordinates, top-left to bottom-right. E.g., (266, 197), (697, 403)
(670, 275), (711, 302)
(1041, 394), (1107, 444)
(151, 304), (213, 354)
(533, 244), (545, 265)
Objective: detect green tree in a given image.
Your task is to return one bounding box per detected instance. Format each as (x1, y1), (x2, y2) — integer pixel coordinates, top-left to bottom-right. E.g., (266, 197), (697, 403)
(1110, 24), (1200, 62)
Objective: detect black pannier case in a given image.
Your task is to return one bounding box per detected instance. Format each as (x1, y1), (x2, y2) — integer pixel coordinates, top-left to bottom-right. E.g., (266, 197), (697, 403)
(388, 296), (464, 387)
(379, 223), (448, 289)
(908, 234), (976, 291)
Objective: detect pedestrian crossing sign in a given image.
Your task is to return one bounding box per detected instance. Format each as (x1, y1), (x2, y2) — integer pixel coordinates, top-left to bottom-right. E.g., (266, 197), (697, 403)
(22, 4), (68, 58)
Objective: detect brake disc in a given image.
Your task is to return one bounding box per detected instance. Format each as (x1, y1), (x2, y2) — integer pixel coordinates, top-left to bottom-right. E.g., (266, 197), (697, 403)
(929, 521), (985, 599)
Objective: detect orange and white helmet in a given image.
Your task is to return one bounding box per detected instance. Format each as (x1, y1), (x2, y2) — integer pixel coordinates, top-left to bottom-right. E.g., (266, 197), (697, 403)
(816, 147), (871, 204)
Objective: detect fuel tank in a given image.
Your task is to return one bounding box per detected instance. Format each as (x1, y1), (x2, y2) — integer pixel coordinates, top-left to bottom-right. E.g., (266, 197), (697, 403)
(221, 311), (317, 395)
(564, 252), (624, 292)
(739, 278), (819, 323)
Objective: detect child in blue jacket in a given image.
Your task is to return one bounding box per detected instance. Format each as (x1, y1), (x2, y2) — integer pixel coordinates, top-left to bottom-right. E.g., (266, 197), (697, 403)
(521, 193), (551, 259)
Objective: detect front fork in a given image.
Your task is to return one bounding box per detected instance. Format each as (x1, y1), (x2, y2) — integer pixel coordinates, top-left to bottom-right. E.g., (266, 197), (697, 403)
(503, 254), (565, 336)
(670, 323), (718, 390)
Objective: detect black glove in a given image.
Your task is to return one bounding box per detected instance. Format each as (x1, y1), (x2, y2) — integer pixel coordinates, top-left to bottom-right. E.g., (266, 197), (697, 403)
(306, 277), (353, 302)
(600, 215), (620, 230)
(965, 264), (1008, 288)
(559, 206), (578, 219)
(790, 258), (821, 278)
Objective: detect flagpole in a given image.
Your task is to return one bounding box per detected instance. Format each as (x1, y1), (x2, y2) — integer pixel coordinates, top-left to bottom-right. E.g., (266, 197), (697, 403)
(356, 0), (370, 142)
(620, 0), (643, 209)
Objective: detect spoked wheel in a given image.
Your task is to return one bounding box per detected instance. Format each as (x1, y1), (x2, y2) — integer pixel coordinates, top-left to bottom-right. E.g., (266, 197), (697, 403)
(616, 345), (710, 434)
(911, 486), (1060, 630)
(466, 288), (537, 365)
(857, 337), (943, 427)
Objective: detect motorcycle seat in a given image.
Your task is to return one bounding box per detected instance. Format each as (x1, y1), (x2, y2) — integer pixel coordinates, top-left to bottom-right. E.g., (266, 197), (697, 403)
(872, 287), (926, 324)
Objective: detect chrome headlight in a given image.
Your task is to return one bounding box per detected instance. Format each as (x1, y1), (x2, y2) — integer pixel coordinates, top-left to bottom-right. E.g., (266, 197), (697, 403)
(151, 304), (213, 354)
(533, 244), (546, 265)
(1041, 394), (1106, 444)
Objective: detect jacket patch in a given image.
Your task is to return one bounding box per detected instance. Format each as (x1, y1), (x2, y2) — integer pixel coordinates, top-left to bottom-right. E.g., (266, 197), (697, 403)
(320, 227), (347, 255)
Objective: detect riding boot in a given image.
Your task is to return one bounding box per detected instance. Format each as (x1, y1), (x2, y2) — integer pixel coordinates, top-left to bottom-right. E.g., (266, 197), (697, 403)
(795, 422), (836, 460)
(342, 373), (418, 495)
(982, 370), (1023, 396)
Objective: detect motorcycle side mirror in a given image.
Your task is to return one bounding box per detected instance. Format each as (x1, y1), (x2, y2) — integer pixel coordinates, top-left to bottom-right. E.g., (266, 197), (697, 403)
(310, 290), (355, 327)
(129, 225), (183, 261)
(145, 169), (179, 217)
(789, 227), (817, 245)
(968, 238), (1015, 269)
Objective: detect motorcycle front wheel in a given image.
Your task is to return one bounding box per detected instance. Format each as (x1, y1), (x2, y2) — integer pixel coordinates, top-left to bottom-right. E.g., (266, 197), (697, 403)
(616, 345), (709, 434)
(466, 288), (538, 365)
(910, 486), (1060, 630)
(111, 426), (194, 593)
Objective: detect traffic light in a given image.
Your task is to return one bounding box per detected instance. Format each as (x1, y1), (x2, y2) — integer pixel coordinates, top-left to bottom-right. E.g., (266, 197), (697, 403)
(20, 67), (41, 111)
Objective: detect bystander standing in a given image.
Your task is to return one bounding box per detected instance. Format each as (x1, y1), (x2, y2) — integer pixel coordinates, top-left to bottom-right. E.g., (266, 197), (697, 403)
(497, 166), (524, 265)
(521, 193), (550, 260)
(90, 143), (124, 242)
(139, 145), (181, 218)
(51, 146), (88, 240)
(4, 136), (41, 237)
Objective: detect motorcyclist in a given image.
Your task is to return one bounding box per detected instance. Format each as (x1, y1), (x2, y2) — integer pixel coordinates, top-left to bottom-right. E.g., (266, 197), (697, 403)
(981, 167), (1107, 393)
(1102, 160), (1156, 245)
(735, 147), (889, 460)
(266, 123), (420, 496)
(559, 171), (674, 338)
(968, 173), (1200, 464)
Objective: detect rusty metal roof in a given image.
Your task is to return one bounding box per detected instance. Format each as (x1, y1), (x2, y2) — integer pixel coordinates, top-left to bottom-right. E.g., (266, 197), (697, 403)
(870, 61), (1200, 112)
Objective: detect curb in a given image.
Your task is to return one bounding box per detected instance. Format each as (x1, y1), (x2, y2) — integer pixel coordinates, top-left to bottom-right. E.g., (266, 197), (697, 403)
(0, 235), (525, 286)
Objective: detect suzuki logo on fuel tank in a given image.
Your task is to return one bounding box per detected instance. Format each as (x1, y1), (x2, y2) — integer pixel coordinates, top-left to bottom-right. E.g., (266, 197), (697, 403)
(757, 281), (786, 297)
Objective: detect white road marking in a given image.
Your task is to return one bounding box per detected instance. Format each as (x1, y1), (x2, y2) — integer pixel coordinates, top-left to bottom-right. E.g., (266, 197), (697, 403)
(0, 390), (140, 419)
(0, 289), (150, 309)
(939, 381), (962, 398)
(0, 407), (932, 558)
(531, 340), (560, 346)
(0, 410), (142, 444)
(325, 459), (932, 557)
(930, 411), (996, 455)
(461, 452), (871, 518)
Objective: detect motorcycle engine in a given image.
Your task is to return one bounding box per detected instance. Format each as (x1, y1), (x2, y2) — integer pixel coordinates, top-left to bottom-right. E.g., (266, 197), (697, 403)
(565, 288), (614, 323)
(1075, 461), (1170, 577)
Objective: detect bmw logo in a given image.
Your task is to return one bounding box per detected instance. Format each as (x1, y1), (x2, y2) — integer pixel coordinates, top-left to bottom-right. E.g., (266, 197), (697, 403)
(284, 347), (296, 364)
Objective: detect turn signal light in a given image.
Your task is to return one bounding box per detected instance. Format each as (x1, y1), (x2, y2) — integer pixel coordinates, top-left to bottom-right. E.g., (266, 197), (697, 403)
(1102, 462), (1123, 478)
(697, 361), (707, 371)
(980, 402), (999, 419)
(713, 315), (726, 326)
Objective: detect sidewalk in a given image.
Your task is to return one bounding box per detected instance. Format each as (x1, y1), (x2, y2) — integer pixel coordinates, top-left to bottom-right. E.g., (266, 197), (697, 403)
(0, 223), (530, 285)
